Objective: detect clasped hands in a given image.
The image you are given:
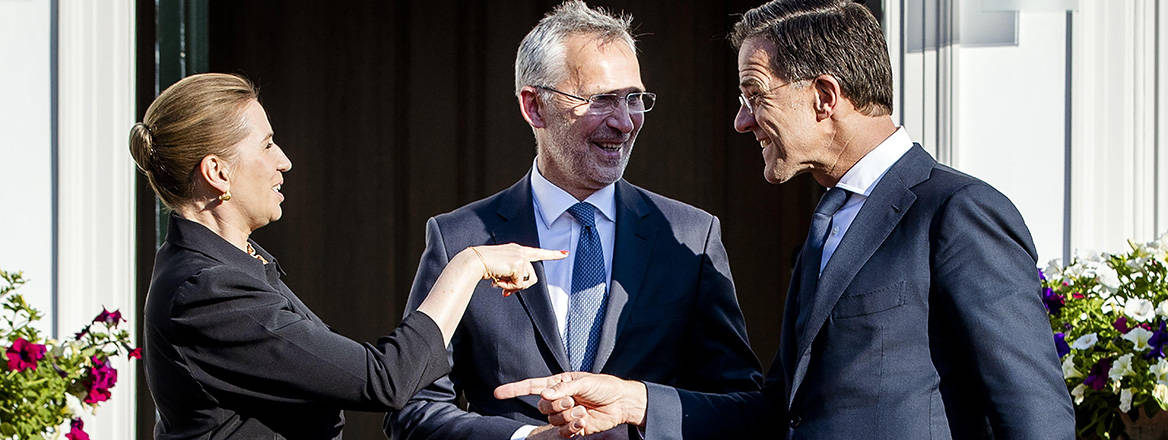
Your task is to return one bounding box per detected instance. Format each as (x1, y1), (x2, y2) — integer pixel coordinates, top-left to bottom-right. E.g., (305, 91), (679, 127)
(494, 372), (648, 438)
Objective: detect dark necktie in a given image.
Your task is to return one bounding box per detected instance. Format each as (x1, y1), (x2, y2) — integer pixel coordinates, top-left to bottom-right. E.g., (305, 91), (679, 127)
(793, 187), (849, 335)
(566, 202), (607, 371)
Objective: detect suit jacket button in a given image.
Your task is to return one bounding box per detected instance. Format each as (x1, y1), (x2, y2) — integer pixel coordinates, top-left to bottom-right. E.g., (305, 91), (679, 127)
(789, 416), (801, 428)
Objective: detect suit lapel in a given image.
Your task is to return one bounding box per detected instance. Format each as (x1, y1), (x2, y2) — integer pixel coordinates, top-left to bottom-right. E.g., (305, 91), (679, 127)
(787, 145), (934, 400)
(591, 181), (656, 373)
(492, 173), (571, 372)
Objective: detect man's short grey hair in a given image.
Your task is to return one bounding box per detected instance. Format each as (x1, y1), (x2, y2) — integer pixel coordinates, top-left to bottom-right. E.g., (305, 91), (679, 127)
(514, 0), (636, 95)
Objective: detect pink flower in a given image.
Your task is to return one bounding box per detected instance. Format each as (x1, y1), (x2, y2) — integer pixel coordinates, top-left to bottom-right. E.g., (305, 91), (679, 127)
(65, 418), (89, 440)
(92, 308), (125, 327)
(82, 356), (118, 404)
(6, 337), (46, 372)
(73, 329), (88, 340)
(128, 347), (142, 360)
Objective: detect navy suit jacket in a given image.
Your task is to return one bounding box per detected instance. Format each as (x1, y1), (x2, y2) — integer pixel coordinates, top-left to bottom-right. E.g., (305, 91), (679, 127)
(644, 145), (1075, 439)
(384, 174), (763, 439)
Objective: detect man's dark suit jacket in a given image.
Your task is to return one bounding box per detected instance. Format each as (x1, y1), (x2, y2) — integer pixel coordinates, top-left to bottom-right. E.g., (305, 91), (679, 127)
(143, 215), (451, 439)
(384, 173), (764, 439)
(644, 145), (1075, 439)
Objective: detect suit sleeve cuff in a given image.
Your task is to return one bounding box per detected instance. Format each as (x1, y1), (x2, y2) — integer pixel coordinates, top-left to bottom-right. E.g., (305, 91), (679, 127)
(510, 425), (538, 440)
(642, 381), (683, 440)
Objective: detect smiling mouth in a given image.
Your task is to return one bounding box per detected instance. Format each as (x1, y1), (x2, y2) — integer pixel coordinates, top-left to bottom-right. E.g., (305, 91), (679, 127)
(592, 141), (623, 152)
(272, 183), (282, 194)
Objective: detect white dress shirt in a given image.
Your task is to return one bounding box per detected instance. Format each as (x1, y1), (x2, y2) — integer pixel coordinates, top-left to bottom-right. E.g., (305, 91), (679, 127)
(820, 126), (913, 272)
(512, 159), (618, 440)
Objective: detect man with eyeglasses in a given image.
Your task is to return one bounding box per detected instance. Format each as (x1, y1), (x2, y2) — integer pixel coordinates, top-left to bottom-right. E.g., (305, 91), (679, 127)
(493, 0), (1075, 439)
(384, 1), (762, 439)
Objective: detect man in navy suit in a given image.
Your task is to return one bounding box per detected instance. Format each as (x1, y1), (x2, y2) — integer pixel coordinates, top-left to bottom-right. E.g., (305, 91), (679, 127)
(493, 1), (1075, 438)
(383, 1), (763, 439)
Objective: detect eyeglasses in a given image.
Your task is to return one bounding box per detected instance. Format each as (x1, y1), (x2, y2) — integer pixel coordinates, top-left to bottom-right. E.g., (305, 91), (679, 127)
(535, 86), (656, 115)
(738, 82), (790, 115)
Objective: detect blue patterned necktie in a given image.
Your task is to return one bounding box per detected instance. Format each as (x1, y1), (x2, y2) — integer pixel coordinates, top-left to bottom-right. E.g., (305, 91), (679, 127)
(566, 202), (607, 372)
(793, 187), (849, 335)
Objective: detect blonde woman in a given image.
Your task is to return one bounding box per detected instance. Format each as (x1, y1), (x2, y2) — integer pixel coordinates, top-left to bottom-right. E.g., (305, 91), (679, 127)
(131, 73), (565, 439)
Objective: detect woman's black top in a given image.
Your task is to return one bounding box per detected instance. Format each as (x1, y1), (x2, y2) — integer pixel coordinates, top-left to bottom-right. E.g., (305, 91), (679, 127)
(143, 215), (450, 439)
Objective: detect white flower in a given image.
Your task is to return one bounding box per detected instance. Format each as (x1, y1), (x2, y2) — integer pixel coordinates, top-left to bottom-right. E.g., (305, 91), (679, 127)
(1120, 388), (1134, 412)
(1078, 250), (1104, 263)
(1102, 296), (1120, 313)
(1110, 353), (1135, 382)
(1126, 298), (1156, 322)
(1128, 257), (1147, 271)
(1157, 301), (1168, 319)
(1124, 327), (1155, 351)
(1045, 259), (1064, 279)
(1080, 312), (1089, 321)
(1071, 383), (1087, 404)
(1151, 358), (1168, 384)
(1072, 333), (1098, 350)
(1097, 265), (1121, 293)
(1062, 353), (1084, 379)
(1155, 384), (1168, 409)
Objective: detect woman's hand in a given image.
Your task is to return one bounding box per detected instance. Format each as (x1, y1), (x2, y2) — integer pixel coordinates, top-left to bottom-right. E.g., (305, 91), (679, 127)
(421, 244), (568, 345)
(466, 244), (568, 296)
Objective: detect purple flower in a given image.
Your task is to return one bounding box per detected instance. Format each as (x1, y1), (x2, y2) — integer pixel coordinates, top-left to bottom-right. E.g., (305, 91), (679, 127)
(1084, 358), (1114, 390)
(92, 308), (125, 327)
(65, 418), (89, 440)
(1042, 287), (1066, 315)
(1038, 268), (1047, 281)
(1115, 316), (1133, 334)
(5, 337), (46, 372)
(1054, 332), (1071, 358)
(1148, 321), (1168, 360)
(83, 356), (118, 404)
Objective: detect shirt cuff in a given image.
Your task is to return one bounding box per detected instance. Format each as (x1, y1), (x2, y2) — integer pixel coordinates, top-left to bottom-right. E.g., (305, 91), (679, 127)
(511, 425), (539, 440)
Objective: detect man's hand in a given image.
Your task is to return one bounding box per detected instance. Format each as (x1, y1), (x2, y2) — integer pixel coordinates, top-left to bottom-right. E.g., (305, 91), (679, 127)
(495, 372), (648, 438)
(525, 425), (561, 440)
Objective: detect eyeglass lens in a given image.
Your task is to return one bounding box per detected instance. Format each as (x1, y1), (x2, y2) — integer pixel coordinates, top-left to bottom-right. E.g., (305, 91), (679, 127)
(589, 93), (655, 114)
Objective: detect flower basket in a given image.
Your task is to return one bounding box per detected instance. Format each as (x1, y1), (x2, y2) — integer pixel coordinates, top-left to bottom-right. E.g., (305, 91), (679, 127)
(1042, 238), (1168, 439)
(0, 270), (139, 439)
(1120, 408), (1168, 440)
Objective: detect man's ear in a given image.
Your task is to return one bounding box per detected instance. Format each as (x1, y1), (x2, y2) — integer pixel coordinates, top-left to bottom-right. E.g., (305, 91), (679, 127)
(812, 74), (843, 121)
(519, 86), (548, 129)
(198, 154), (231, 194)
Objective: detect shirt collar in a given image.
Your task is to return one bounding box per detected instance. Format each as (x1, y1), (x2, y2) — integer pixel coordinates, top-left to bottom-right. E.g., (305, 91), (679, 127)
(834, 126), (913, 197)
(530, 158), (617, 229)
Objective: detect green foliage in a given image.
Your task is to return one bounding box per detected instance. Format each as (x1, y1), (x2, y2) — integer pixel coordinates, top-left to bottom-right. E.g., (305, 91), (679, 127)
(1044, 238), (1168, 439)
(0, 269), (137, 438)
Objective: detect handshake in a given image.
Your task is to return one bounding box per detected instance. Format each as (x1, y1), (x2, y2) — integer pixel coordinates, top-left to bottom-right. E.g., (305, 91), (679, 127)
(494, 372), (647, 438)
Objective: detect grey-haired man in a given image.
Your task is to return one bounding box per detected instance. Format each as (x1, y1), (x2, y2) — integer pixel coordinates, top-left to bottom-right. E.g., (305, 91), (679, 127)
(383, 1), (763, 439)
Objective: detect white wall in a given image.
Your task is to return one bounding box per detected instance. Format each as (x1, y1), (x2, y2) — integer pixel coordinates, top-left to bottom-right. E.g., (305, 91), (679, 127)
(0, 0), (55, 334)
(891, 0), (1168, 263)
(1069, 0), (1165, 255)
(56, 0), (138, 438)
(955, 10), (1068, 265)
(0, 0), (138, 437)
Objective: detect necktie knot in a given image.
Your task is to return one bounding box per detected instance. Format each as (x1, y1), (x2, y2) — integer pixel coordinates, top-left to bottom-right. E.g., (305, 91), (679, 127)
(568, 202), (598, 228)
(815, 187), (849, 218)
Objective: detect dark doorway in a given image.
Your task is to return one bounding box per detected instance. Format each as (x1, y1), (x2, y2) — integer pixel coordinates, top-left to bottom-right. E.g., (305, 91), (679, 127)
(129, 0), (892, 437)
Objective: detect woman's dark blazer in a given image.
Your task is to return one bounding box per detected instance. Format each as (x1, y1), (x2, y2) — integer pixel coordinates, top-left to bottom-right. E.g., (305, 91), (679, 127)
(143, 214), (450, 439)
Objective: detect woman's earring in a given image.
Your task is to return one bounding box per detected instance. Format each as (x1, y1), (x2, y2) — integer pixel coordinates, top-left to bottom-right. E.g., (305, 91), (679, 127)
(219, 191), (232, 202)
